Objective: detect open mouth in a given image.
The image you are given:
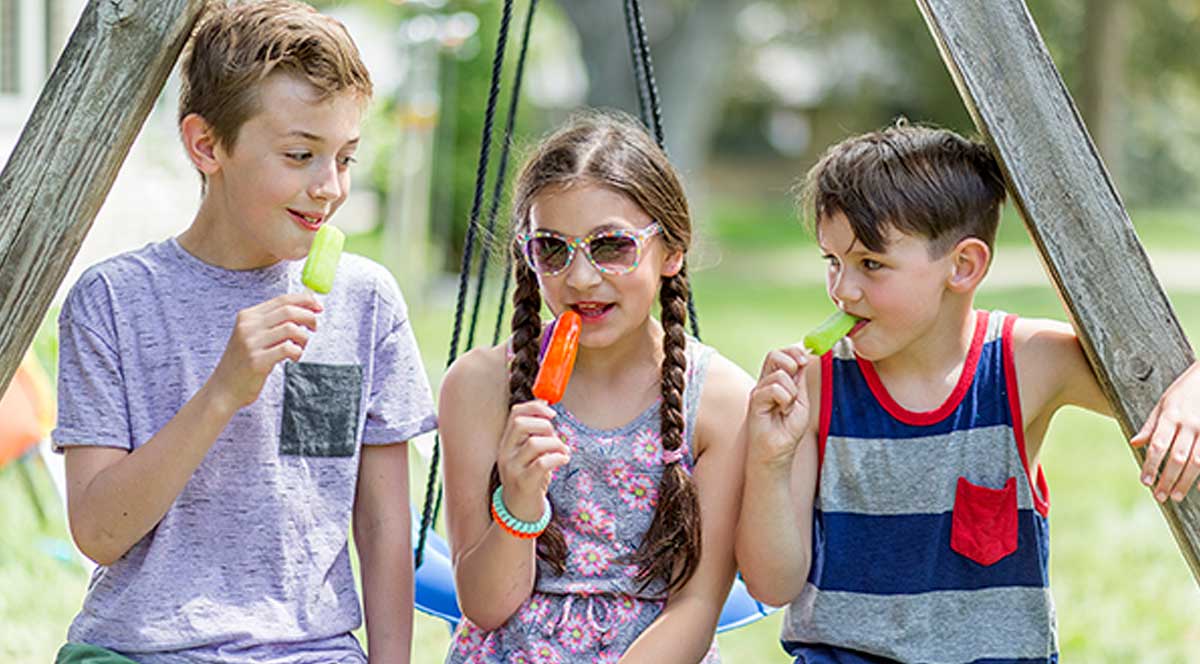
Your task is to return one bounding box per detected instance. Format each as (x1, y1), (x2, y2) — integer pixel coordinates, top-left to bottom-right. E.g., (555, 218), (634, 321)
(849, 318), (870, 336)
(571, 302), (615, 320)
(288, 209), (324, 231)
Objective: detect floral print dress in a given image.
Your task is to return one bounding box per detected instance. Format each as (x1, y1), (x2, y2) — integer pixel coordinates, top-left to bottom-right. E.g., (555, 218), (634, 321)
(447, 341), (721, 664)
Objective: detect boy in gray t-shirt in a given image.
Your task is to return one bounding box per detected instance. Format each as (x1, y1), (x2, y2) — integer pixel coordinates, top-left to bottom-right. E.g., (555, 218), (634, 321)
(51, 3), (436, 662)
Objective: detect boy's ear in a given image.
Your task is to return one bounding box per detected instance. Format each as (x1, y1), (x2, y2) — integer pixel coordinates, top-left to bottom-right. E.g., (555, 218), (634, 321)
(661, 249), (685, 278)
(180, 113), (221, 177)
(946, 237), (991, 293)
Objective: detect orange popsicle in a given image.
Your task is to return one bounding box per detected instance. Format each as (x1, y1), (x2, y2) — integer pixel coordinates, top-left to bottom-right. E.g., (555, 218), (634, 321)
(532, 311), (582, 404)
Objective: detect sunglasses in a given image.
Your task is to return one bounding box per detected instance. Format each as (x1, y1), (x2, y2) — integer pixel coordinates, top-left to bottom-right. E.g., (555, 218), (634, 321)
(519, 223), (663, 276)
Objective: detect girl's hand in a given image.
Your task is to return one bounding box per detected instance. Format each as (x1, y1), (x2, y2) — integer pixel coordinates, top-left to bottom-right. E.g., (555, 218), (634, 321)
(1132, 361), (1200, 503)
(746, 345), (813, 471)
(496, 400), (571, 520)
(208, 292), (322, 409)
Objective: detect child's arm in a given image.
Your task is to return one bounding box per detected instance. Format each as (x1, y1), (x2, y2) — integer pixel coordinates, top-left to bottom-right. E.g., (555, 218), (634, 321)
(63, 292), (322, 565)
(734, 344), (821, 608)
(1016, 318), (1200, 502)
(354, 442), (413, 664)
(439, 346), (571, 630)
(620, 356), (754, 663)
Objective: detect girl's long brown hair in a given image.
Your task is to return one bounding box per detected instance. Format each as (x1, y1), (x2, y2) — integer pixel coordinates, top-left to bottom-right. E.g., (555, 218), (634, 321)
(494, 110), (700, 592)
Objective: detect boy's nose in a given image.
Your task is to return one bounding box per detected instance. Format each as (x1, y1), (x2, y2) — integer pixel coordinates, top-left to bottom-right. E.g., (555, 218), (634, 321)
(308, 162), (343, 202)
(829, 269), (862, 305)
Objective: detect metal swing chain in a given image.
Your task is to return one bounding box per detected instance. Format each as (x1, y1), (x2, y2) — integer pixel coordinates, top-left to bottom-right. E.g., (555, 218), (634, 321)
(622, 0), (701, 339)
(416, 0), (518, 568)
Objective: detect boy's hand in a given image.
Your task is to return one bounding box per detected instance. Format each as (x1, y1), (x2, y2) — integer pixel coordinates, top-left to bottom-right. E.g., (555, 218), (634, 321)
(746, 345), (812, 471)
(208, 292), (323, 410)
(496, 400), (570, 521)
(1131, 361), (1200, 502)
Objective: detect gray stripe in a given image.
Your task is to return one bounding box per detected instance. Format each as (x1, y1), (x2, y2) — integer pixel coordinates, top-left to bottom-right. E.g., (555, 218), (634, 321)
(782, 582), (1057, 663)
(821, 425), (1035, 515)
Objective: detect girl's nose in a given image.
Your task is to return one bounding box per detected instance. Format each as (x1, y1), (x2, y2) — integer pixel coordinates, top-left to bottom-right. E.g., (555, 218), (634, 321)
(564, 246), (602, 290)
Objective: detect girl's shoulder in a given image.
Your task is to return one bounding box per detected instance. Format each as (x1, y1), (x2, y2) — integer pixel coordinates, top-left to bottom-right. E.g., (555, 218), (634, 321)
(440, 343), (510, 411)
(692, 349), (755, 447)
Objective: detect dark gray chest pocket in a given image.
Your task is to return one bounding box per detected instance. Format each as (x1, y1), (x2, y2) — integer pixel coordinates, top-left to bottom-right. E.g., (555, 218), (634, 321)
(280, 362), (363, 457)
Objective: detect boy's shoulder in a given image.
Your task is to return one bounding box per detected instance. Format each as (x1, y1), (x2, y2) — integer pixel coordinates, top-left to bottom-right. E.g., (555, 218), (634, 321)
(1008, 315), (1077, 357)
(1007, 314), (1110, 423)
(61, 240), (174, 319)
(71, 239), (173, 288)
(335, 252), (410, 318)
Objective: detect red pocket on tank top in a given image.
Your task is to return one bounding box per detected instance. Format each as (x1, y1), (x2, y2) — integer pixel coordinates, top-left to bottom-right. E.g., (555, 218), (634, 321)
(950, 476), (1018, 566)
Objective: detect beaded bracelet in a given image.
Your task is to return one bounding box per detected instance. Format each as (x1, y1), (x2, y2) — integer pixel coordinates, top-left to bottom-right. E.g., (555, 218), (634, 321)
(490, 485), (552, 539)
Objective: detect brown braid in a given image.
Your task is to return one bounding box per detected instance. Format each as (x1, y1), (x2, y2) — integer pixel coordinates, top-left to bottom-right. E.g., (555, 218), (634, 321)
(626, 267), (702, 592)
(491, 254), (567, 573)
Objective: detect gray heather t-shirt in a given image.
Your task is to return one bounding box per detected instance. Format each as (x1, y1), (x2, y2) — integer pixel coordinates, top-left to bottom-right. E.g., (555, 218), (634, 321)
(53, 238), (438, 663)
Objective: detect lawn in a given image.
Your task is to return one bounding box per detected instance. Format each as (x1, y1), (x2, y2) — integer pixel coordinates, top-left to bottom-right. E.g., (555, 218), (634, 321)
(3, 203), (1199, 662)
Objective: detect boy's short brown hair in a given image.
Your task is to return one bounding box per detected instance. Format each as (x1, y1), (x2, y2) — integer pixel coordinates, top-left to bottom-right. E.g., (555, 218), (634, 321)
(801, 120), (1007, 256)
(179, 0), (373, 152)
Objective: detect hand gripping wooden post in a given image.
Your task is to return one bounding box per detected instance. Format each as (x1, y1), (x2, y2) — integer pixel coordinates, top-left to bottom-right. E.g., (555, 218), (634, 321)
(916, 0), (1200, 582)
(0, 0), (208, 395)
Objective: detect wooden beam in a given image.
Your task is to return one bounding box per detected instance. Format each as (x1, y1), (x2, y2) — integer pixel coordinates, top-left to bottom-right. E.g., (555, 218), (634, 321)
(0, 0), (207, 394)
(916, 0), (1200, 581)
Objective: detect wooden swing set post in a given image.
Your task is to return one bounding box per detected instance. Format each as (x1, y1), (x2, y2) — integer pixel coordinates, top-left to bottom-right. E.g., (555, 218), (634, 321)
(917, 0), (1200, 583)
(0, 0), (207, 395)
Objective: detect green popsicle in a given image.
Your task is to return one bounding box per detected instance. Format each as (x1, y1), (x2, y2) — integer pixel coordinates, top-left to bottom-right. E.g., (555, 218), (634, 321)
(803, 310), (860, 355)
(301, 225), (344, 294)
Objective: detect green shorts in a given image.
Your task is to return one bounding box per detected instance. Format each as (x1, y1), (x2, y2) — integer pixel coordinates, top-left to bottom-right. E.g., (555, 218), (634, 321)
(55, 643), (139, 664)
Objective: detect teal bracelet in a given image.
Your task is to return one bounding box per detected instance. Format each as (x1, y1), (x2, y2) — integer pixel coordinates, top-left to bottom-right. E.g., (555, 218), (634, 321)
(491, 485), (552, 536)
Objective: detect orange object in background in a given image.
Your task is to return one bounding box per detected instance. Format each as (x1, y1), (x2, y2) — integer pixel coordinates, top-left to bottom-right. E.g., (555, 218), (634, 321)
(532, 311), (582, 405)
(0, 352), (55, 467)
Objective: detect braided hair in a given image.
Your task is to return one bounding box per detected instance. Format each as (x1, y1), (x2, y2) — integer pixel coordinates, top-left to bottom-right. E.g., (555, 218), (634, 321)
(503, 110), (701, 592)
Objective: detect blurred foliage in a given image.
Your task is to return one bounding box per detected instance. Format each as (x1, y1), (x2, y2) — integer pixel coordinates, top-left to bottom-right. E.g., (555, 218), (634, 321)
(314, 0), (544, 270)
(717, 0), (1200, 206)
(308, 0), (1200, 260)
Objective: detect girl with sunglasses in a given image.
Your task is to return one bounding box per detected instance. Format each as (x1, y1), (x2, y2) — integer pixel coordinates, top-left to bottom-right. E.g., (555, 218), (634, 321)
(439, 111), (754, 663)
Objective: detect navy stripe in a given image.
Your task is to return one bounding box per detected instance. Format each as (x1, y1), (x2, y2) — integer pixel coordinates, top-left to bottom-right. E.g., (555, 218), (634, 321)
(828, 339), (1013, 439)
(782, 642), (900, 663)
(809, 509), (1050, 594)
(781, 644), (1057, 664)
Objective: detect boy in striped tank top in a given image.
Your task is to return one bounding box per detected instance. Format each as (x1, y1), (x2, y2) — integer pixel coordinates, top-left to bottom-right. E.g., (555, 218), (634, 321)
(734, 122), (1200, 663)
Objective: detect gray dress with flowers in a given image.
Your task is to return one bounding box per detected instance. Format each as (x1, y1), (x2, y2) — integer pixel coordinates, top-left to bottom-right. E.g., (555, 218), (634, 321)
(446, 340), (721, 664)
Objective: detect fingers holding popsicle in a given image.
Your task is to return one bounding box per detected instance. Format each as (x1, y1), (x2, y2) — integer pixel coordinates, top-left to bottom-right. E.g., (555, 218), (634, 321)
(209, 292), (324, 409)
(497, 400), (570, 521)
(746, 345), (813, 469)
(746, 310), (859, 469)
(495, 311), (582, 519)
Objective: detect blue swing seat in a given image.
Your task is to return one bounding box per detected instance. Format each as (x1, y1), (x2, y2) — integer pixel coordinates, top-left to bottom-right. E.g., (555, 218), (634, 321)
(411, 508), (775, 633)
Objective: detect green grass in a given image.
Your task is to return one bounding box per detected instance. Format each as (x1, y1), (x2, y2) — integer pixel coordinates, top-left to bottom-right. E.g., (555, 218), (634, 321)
(5, 204), (1200, 662)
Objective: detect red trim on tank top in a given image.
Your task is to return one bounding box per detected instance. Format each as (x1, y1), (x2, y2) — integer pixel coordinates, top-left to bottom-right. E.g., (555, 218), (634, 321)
(1001, 313), (1051, 518)
(817, 351), (833, 476)
(856, 310), (989, 426)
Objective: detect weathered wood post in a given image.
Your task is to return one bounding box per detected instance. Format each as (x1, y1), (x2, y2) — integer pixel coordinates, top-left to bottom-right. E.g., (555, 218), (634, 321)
(0, 1), (207, 394)
(916, 0), (1200, 581)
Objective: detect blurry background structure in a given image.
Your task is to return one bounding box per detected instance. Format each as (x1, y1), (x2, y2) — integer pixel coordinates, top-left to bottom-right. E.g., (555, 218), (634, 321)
(2, 0), (1199, 660)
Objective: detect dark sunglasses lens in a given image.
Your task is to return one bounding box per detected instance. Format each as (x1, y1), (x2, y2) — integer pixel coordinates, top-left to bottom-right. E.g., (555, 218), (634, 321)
(528, 236), (570, 273)
(588, 234), (639, 270)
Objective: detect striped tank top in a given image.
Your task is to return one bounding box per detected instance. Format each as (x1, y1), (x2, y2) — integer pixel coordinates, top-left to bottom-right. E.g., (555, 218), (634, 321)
(782, 310), (1057, 663)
